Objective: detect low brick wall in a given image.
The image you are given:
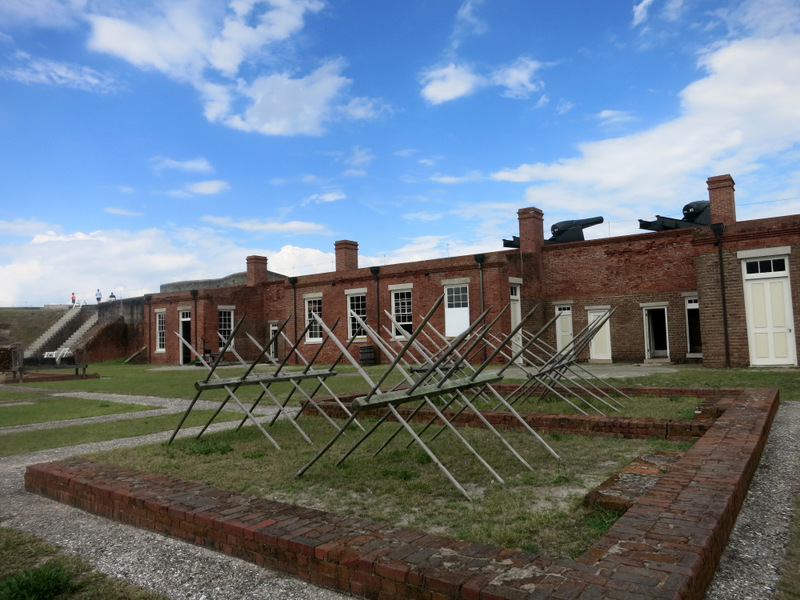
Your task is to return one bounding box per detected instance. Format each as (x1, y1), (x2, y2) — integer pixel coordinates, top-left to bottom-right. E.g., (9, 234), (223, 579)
(25, 387), (778, 600)
(317, 386), (720, 442)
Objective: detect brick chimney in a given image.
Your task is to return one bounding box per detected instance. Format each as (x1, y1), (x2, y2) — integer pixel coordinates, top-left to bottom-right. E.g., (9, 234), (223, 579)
(517, 207), (545, 254)
(335, 240), (359, 272)
(246, 255), (268, 286)
(707, 174), (736, 225)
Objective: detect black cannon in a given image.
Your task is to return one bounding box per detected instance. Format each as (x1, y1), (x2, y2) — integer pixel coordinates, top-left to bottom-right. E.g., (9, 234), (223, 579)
(639, 201), (710, 232)
(545, 216), (604, 244)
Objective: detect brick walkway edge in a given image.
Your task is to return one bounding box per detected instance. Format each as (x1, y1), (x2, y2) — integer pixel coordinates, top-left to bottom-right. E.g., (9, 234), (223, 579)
(25, 387), (778, 600)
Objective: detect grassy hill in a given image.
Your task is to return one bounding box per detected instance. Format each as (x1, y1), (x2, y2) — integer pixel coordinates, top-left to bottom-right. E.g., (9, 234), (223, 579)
(0, 307), (68, 348)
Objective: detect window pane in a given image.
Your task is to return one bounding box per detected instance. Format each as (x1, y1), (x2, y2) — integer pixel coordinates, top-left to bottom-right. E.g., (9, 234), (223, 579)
(773, 258), (786, 272)
(759, 259), (773, 273)
(218, 310), (233, 349)
(306, 298), (322, 341)
(156, 313), (166, 351)
(446, 285), (469, 308)
(746, 261), (759, 274)
(348, 294), (367, 338)
(393, 290), (413, 336)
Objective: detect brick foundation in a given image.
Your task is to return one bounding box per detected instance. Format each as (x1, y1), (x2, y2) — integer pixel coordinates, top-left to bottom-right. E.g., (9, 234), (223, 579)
(25, 387), (777, 599)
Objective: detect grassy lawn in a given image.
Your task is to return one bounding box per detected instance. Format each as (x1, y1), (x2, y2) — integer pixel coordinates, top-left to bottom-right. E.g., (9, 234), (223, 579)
(6, 361), (800, 588)
(0, 392), (155, 427)
(0, 525), (167, 600)
(0, 410), (241, 457)
(16, 361), (407, 403)
(87, 416), (692, 558)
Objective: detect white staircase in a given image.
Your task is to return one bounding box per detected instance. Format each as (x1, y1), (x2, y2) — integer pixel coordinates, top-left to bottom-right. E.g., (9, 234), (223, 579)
(25, 306), (84, 358)
(60, 312), (99, 353)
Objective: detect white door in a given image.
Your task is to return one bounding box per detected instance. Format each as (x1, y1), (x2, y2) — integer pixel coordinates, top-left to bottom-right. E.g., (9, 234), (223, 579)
(587, 309), (612, 363)
(269, 323), (279, 360)
(509, 284), (522, 363)
(744, 274), (796, 365)
(555, 305), (573, 352)
(444, 284), (470, 337)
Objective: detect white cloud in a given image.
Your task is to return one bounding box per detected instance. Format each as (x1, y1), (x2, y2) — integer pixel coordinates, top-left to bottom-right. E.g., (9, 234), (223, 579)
(451, 0), (487, 51)
(421, 57), (548, 104)
(186, 180), (230, 195)
(117, 186), (135, 194)
(208, 0), (324, 75)
(430, 170), (483, 184)
(83, 2), (378, 137)
(0, 52), (117, 92)
(225, 60), (353, 136)
(491, 57), (544, 99)
(87, 8), (210, 81)
(596, 109), (636, 126)
(633, 0), (657, 27)
(303, 191), (346, 205)
(491, 32), (800, 221)
(403, 211), (444, 222)
(0, 227), (218, 306)
(555, 99), (575, 115)
(202, 216), (328, 235)
(420, 63), (485, 105)
(266, 244), (335, 276)
(105, 207), (143, 216)
(339, 96), (388, 120)
(730, 0), (800, 37)
(0, 0), (83, 28)
(0, 218), (51, 238)
(151, 156), (214, 173)
(346, 146), (375, 168)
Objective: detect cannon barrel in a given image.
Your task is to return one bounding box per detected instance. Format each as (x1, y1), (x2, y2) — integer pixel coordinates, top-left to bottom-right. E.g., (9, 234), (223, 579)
(550, 216), (604, 236)
(682, 201), (710, 223)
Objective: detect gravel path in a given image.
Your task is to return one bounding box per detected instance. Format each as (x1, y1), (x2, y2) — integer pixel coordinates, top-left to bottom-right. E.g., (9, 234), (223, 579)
(1, 387), (798, 599)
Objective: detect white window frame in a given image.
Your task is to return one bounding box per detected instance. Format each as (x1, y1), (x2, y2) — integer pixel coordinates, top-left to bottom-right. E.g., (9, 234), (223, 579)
(155, 309), (166, 353)
(346, 288), (367, 339)
(389, 284), (413, 338)
(218, 306), (234, 350)
(304, 293), (323, 343)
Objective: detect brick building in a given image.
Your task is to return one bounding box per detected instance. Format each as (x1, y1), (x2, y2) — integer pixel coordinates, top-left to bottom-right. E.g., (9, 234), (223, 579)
(138, 174), (799, 368)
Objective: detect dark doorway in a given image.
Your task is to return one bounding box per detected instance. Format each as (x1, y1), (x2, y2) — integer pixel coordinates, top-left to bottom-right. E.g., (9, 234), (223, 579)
(687, 305), (702, 354)
(181, 317), (192, 365)
(645, 307), (669, 359)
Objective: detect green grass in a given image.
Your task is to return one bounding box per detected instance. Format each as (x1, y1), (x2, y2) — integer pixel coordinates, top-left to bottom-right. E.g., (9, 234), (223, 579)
(86, 417), (693, 558)
(7, 361), (800, 583)
(0, 525), (167, 600)
(0, 307), (66, 348)
(0, 410), (240, 457)
(0, 393), (155, 427)
(17, 361), (407, 403)
(611, 366), (800, 401)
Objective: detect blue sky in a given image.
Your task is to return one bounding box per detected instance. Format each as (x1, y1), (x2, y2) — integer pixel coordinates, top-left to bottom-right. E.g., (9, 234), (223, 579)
(2, 0), (800, 306)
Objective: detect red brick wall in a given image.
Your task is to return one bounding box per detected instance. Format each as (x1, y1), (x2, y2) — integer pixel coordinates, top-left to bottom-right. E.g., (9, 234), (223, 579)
(693, 215), (800, 366)
(82, 320), (144, 363)
(539, 229), (699, 362)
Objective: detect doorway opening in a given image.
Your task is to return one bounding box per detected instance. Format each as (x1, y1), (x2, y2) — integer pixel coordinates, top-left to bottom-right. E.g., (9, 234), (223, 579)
(644, 306), (669, 360)
(180, 311), (192, 365)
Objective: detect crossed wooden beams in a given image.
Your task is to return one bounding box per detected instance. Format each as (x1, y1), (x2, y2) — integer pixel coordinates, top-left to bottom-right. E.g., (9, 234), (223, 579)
(169, 299), (621, 501)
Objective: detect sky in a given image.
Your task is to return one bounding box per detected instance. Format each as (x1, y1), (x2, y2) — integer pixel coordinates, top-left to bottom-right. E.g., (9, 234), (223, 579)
(2, 0), (800, 307)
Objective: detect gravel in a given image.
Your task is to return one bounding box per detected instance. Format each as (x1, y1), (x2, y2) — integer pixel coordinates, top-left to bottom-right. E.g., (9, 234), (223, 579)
(1, 387), (798, 599)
